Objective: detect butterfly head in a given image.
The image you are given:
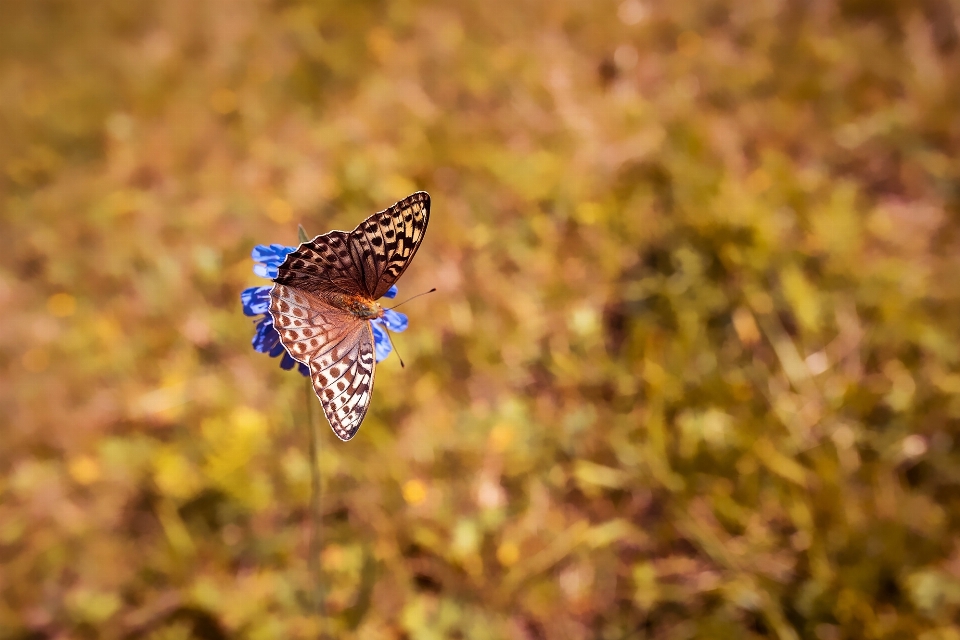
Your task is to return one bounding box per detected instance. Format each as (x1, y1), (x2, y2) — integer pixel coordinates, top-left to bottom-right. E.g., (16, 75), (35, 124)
(356, 300), (384, 320)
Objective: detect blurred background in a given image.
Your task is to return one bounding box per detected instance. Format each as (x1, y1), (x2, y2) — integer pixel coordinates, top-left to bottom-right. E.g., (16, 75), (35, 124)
(3, 0), (960, 638)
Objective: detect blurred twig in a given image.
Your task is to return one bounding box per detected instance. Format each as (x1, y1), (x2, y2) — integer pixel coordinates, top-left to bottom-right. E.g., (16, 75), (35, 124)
(674, 501), (800, 640)
(299, 222), (328, 634)
(305, 379), (327, 633)
(499, 519), (590, 599)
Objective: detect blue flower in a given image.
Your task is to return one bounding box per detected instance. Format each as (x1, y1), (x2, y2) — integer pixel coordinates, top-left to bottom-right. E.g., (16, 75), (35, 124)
(243, 284), (310, 376)
(371, 285), (408, 362)
(251, 244), (295, 279)
(242, 244), (408, 375)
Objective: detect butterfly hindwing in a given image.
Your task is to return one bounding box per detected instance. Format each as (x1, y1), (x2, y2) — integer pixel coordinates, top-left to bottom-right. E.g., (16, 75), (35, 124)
(268, 285), (362, 363)
(309, 321), (376, 441)
(269, 284), (375, 441)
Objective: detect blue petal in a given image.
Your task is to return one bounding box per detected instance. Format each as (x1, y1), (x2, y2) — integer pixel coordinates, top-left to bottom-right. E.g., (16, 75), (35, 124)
(241, 286), (272, 316)
(252, 317), (280, 353)
(383, 285), (399, 299)
(371, 321), (392, 362)
(252, 244), (296, 279)
(279, 352), (298, 370)
(253, 264), (279, 279)
(251, 244), (296, 267)
(381, 309), (408, 332)
(247, 243), (317, 378)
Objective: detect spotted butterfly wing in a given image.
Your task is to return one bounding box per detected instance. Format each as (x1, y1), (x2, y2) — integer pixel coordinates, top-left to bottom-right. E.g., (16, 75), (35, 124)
(269, 192), (430, 440)
(349, 191), (431, 298)
(268, 285), (376, 440)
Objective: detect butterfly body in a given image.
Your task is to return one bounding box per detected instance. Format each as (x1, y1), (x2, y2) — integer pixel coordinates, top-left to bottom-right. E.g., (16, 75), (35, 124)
(268, 191), (430, 441)
(328, 292), (384, 320)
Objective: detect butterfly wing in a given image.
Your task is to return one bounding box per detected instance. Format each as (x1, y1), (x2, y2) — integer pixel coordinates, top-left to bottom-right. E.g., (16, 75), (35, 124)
(272, 229), (368, 298)
(349, 191), (430, 299)
(269, 284), (375, 441)
(272, 192), (429, 300)
(309, 321), (376, 441)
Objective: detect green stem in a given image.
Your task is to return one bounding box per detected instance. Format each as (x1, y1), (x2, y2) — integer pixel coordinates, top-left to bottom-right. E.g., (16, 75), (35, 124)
(305, 379), (326, 628)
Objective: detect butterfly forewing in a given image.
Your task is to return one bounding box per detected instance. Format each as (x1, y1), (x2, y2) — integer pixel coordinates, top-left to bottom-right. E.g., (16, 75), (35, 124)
(269, 192), (430, 440)
(273, 192), (430, 300)
(273, 231), (367, 298)
(352, 191), (430, 299)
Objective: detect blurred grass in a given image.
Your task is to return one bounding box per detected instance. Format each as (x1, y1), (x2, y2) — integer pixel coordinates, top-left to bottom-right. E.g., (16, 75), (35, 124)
(2, 0), (960, 638)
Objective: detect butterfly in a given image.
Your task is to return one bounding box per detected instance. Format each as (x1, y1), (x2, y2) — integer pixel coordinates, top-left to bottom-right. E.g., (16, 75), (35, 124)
(268, 192), (430, 441)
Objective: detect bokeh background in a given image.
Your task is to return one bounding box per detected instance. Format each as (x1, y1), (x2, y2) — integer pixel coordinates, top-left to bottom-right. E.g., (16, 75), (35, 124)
(3, 0), (960, 638)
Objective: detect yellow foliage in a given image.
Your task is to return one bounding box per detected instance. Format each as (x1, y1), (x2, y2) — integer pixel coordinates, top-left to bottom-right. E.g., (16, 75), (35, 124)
(5, 1), (960, 636)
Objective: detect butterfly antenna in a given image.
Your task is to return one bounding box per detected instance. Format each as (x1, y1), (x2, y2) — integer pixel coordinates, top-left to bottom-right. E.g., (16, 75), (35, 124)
(381, 288), (435, 368)
(382, 328), (405, 368)
(387, 288), (437, 311)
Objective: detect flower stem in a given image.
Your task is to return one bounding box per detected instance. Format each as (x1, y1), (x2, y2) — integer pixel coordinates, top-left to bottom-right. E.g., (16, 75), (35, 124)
(305, 379), (326, 630)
